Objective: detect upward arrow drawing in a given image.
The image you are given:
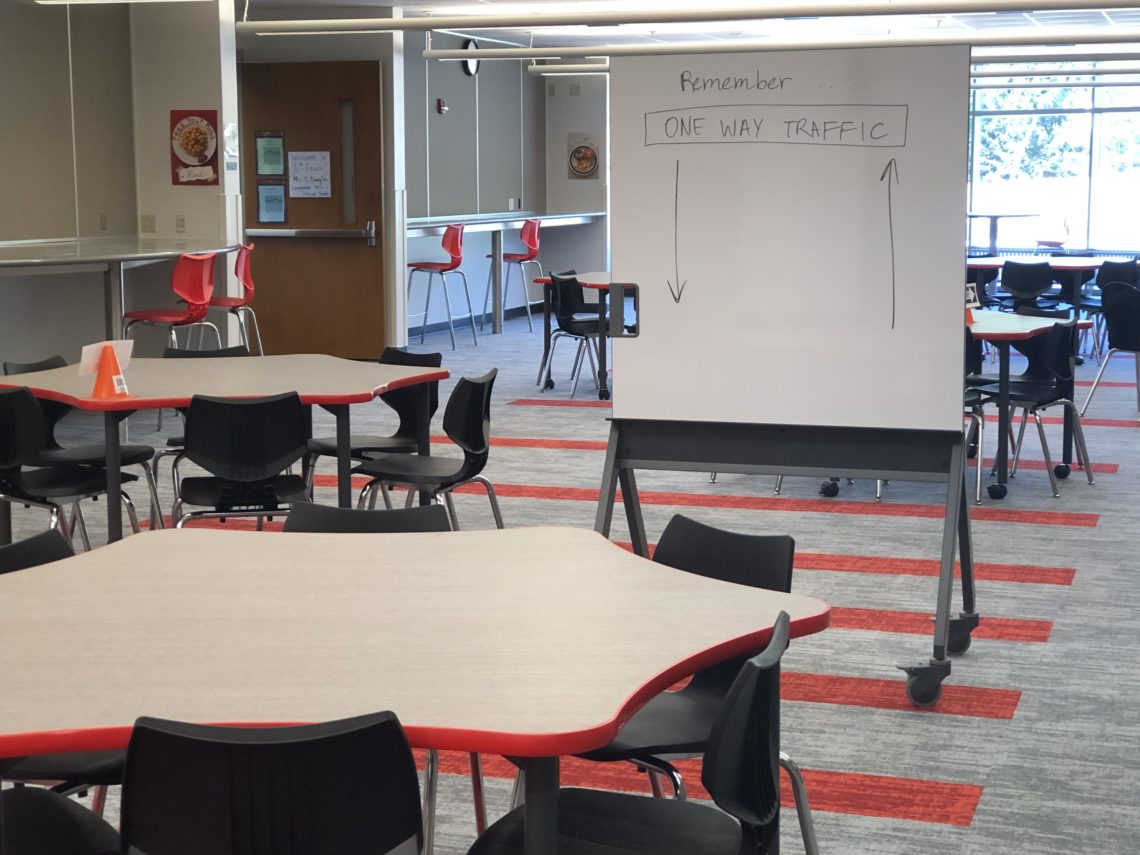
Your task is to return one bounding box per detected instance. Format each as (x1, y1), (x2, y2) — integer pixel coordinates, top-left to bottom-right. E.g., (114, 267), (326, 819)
(666, 159), (686, 304)
(880, 158), (900, 330)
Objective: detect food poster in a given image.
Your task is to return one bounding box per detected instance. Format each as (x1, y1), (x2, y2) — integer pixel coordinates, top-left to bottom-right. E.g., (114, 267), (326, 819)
(568, 132), (600, 180)
(170, 109), (219, 185)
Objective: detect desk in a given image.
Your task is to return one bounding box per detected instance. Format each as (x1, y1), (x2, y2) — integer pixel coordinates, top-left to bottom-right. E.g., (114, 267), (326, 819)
(0, 236), (239, 340)
(533, 272), (614, 400)
(407, 212), (606, 335)
(966, 254), (1129, 307)
(966, 212), (1035, 256)
(0, 526), (830, 855)
(968, 311), (1091, 498)
(0, 355), (448, 542)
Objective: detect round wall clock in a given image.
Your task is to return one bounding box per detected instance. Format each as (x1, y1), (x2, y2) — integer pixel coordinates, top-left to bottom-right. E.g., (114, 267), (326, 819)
(462, 39), (480, 76)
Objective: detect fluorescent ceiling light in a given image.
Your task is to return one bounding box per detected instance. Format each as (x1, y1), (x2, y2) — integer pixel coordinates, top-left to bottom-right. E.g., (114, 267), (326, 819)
(36, 0), (208, 4)
(527, 62), (610, 75)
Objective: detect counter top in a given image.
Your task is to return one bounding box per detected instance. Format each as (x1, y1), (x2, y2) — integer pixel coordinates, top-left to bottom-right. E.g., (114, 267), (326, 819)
(0, 235), (237, 269)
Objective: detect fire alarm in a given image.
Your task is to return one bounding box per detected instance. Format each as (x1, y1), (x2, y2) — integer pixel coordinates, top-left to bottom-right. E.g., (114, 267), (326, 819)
(436, 98), (448, 115)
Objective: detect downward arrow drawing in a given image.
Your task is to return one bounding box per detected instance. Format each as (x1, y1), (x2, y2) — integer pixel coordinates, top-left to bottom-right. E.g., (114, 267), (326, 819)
(666, 159), (686, 304)
(880, 158), (900, 330)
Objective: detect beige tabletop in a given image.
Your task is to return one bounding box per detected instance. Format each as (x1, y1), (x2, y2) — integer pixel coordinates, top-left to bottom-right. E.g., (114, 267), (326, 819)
(0, 354), (450, 412)
(968, 309), (1091, 341)
(0, 526), (829, 759)
(965, 254), (1130, 270)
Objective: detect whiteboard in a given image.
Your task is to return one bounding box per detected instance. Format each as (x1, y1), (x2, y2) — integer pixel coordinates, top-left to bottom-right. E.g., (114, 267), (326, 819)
(610, 46), (969, 432)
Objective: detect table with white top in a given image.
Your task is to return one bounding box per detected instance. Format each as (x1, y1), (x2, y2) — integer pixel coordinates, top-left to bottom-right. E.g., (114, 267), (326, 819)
(0, 525), (831, 855)
(0, 355), (448, 541)
(966, 212), (1035, 256)
(0, 235), (239, 340)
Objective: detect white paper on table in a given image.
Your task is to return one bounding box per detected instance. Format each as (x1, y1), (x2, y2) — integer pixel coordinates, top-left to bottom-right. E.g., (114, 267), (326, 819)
(78, 340), (134, 376)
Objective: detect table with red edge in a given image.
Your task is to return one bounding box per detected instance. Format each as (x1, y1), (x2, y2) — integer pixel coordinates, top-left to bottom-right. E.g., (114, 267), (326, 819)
(0, 355), (449, 542)
(966, 254), (1132, 308)
(967, 310), (1092, 499)
(0, 526), (830, 855)
(532, 272), (617, 400)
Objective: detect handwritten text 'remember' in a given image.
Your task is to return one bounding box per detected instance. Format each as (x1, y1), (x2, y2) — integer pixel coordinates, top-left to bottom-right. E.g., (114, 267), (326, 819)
(680, 70), (793, 93)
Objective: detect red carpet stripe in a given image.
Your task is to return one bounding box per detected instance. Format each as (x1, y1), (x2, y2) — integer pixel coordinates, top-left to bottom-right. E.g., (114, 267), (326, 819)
(462, 483), (1099, 527)
(1074, 379), (1135, 387)
(781, 672), (1020, 718)
(795, 552), (1076, 586)
(425, 752), (982, 826)
(830, 606), (1051, 643)
(984, 413), (1138, 428)
(509, 397), (612, 408)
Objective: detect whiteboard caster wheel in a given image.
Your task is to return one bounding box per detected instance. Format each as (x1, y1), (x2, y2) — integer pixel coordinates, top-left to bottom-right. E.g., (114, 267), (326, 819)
(819, 481), (840, 497)
(987, 483), (1007, 500)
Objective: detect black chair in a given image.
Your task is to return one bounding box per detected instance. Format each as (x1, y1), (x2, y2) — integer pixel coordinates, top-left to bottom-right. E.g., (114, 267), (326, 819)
(1, 712), (423, 855)
(997, 260), (1059, 311)
(306, 347), (444, 483)
(0, 387), (141, 548)
(354, 369), (503, 530)
(469, 612), (817, 855)
(3, 355), (162, 528)
(1082, 278), (1140, 417)
(1080, 259), (1138, 366)
(975, 319), (1095, 497)
(283, 501), (452, 533)
(537, 272), (606, 398)
(172, 392), (310, 528)
(0, 530), (126, 814)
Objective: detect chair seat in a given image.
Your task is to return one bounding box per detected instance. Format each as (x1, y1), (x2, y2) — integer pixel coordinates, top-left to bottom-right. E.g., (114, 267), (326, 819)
(353, 452), (465, 487)
(207, 295), (249, 309)
(178, 474), (308, 510)
(123, 308), (202, 324)
(28, 443), (155, 469)
(307, 434), (419, 458)
(503, 251), (538, 262)
(577, 685), (724, 761)
(3, 467), (138, 499)
(974, 380), (1063, 408)
(408, 260), (459, 272)
(468, 788), (743, 855)
(0, 785), (120, 855)
(0, 749), (125, 786)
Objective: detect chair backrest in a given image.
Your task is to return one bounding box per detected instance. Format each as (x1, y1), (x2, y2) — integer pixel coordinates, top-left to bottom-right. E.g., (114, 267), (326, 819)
(0, 387), (49, 472)
(233, 242), (255, 302)
(3, 355), (70, 446)
(283, 502), (452, 533)
(549, 272), (590, 328)
(520, 218), (541, 257)
(1039, 319), (1079, 384)
(1096, 259), (1139, 290)
(183, 392), (308, 483)
(120, 712), (422, 855)
(652, 514), (794, 593)
(171, 252), (218, 312)
(442, 369), (497, 479)
(163, 345), (252, 359)
(1101, 280), (1140, 352)
(377, 347), (444, 440)
(700, 611), (789, 850)
(0, 528), (74, 575)
(1000, 261), (1055, 303)
(442, 224), (464, 264)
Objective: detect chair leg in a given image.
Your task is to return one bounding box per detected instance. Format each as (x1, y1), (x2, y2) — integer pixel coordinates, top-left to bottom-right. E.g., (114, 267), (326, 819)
(773, 475), (783, 495)
(1065, 401), (1096, 485)
(356, 481), (373, 510)
(442, 491), (460, 530)
(1081, 348), (1117, 415)
(72, 502), (92, 551)
(509, 767), (526, 810)
(520, 259), (542, 331)
(631, 757), (686, 800)
(422, 748), (439, 855)
(90, 785), (108, 818)
(421, 270), (436, 346)
(121, 491), (142, 534)
(780, 752), (820, 855)
(469, 753), (488, 836)
(1010, 408), (1029, 477)
(438, 273), (458, 351)
(457, 270), (479, 346)
(538, 331), (566, 391)
(244, 307), (265, 356)
(569, 339), (588, 399)
(1032, 409), (1060, 497)
(379, 482), (394, 510)
(140, 461), (164, 529)
(1135, 351), (1140, 413)
(471, 476), (505, 529)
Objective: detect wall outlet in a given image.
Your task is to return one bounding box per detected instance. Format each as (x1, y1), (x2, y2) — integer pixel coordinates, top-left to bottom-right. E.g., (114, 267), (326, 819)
(508, 198), (517, 211)
(175, 214), (186, 233)
(139, 214), (156, 233)
(569, 83), (581, 96)
(97, 211), (108, 231)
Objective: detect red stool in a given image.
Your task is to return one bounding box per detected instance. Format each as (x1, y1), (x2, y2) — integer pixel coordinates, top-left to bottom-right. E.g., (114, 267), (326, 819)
(206, 242), (264, 355)
(407, 224), (477, 350)
(481, 218), (542, 333)
(123, 252), (220, 349)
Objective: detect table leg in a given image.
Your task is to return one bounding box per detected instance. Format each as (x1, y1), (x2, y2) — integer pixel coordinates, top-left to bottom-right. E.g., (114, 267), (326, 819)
(0, 500), (11, 546)
(993, 342), (1011, 498)
(988, 217), (999, 256)
(105, 411), (124, 542)
(416, 385), (433, 506)
(491, 230), (504, 335)
(521, 756), (559, 855)
(537, 283), (553, 388)
(103, 261), (125, 340)
(322, 404), (353, 508)
(596, 290), (610, 401)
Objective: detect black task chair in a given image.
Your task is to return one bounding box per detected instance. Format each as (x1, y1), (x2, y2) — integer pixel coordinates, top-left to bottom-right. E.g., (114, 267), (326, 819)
(355, 369), (503, 530)
(3, 355), (163, 527)
(469, 612), (816, 855)
(997, 260), (1059, 311)
(0, 387), (142, 548)
(975, 319), (1095, 497)
(1079, 259), (1139, 370)
(537, 272), (606, 398)
(283, 501), (452, 533)
(0, 530), (126, 815)
(0, 712), (423, 855)
(172, 392), (310, 528)
(306, 347), (444, 484)
(1082, 279), (1140, 417)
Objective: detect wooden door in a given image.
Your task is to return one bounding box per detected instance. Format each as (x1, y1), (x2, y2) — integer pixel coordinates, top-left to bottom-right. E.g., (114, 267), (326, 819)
(240, 61), (385, 358)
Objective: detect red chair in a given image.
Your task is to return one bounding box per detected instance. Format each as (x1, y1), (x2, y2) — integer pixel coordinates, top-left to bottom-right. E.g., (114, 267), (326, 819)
(206, 242), (264, 355)
(407, 224), (478, 350)
(123, 252), (220, 349)
(481, 218), (542, 333)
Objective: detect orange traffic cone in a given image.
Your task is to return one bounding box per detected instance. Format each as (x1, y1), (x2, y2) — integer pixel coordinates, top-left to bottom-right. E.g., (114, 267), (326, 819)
(965, 305), (975, 326)
(91, 343), (129, 398)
